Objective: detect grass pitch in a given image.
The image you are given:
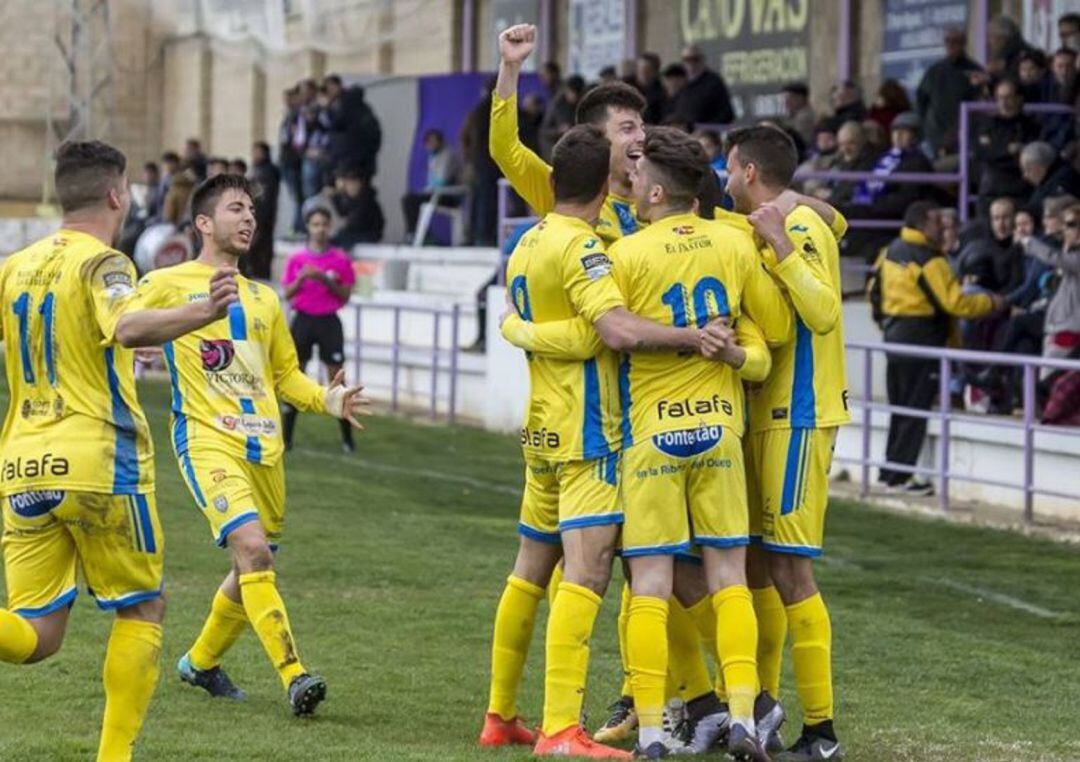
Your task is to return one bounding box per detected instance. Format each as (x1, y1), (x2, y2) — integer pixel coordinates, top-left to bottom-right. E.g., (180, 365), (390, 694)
(0, 380), (1078, 761)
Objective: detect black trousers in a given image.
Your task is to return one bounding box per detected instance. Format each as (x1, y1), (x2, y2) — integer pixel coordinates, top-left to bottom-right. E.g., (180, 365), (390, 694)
(283, 312), (352, 448)
(879, 355), (938, 485)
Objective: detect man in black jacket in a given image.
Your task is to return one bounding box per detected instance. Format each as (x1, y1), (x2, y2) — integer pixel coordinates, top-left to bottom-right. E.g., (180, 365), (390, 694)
(1020, 140), (1080, 216)
(331, 167), (385, 248)
(916, 28), (985, 157)
(675, 44), (734, 125)
(973, 79), (1040, 212)
(323, 75), (383, 181)
(628, 51), (667, 124)
(248, 141), (281, 279)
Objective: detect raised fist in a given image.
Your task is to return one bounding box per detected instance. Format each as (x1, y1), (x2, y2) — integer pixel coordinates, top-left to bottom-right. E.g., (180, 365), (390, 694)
(499, 24), (537, 66)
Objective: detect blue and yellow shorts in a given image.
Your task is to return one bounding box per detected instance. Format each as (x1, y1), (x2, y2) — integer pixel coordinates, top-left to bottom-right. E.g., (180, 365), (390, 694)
(178, 448), (285, 548)
(517, 451), (622, 543)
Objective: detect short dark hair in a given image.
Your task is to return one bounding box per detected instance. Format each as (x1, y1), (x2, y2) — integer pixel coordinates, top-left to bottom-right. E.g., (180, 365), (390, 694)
(304, 207), (332, 225)
(1018, 49), (1047, 68)
(54, 140), (127, 214)
(324, 74), (343, 88)
(641, 126), (708, 207)
(575, 81), (646, 126)
(1060, 12), (1080, 27)
(190, 173), (258, 222)
(1054, 46), (1078, 58)
(542, 60), (561, 77)
(726, 125), (799, 187)
(551, 125), (611, 204)
(904, 200), (940, 229)
(662, 63), (687, 79)
(566, 75), (587, 96)
(782, 81), (809, 97)
(423, 128), (445, 143)
(640, 51), (661, 69)
(161, 151), (180, 164)
(143, 161), (160, 174)
(229, 159), (248, 174)
(253, 141), (271, 155)
(598, 65), (617, 78)
(208, 156), (228, 169)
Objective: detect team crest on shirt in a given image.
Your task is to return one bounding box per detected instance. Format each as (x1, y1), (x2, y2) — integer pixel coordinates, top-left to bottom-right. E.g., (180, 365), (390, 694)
(800, 238), (820, 262)
(580, 252), (613, 280)
(200, 339), (236, 371)
(102, 270), (134, 299)
(213, 495), (229, 513)
(672, 225), (695, 235)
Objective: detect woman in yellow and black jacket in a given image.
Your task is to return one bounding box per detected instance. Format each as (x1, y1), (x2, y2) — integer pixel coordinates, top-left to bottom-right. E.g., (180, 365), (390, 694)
(867, 201), (1002, 491)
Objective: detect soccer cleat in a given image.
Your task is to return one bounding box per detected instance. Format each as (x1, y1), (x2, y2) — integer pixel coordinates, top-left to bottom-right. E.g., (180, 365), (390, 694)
(534, 725), (634, 759)
(478, 712), (537, 747)
(593, 696), (638, 743)
(660, 698), (688, 753)
(634, 740), (671, 759)
(777, 725), (844, 761)
(176, 653), (247, 700)
(680, 705), (730, 754)
(754, 691), (786, 755)
(288, 673), (327, 716)
(727, 721), (771, 762)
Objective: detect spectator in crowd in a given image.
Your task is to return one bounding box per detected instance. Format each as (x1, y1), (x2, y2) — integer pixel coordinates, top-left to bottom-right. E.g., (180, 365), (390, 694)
(519, 92), (545, 153)
(941, 207), (961, 260)
(539, 60), (562, 105)
(861, 119), (888, 155)
(955, 197), (1022, 290)
(461, 78), (501, 246)
(972, 79), (1040, 212)
(1017, 202), (1080, 361)
(301, 83), (330, 200)
(248, 141), (280, 280)
(827, 79), (866, 130)
(1018, 49), (1055, 102)
(162, 161), (197, 225)
(797, 121), (840, 199)
(868, 201), (1002, 493)
(987, 16), (1037, 79)
(1050, 47), (1078, 99)
(281, 207), (357, 452)
(1059, 12), (1080, 51)
(867, 79), (912, 131)
(917, 27), (986, 159)
(228, 158), (247, 176)
(1020, 140), (1080, 216)
(330, 167), (385, 248)
(278, 85), (306, 234)
(661, 63), (688, 118)
(183, 138), (207, 180)
(118, 162), (163, 255)
(631, 51), (667, 124)
(781, 81), (816, 146)
(842, 112), (935, 262)
(539, 74), (586, 158)
(597, 66), (618, 85)
(401, 128), (462, 239)
(322, 74), (383, 181)
(694, 129), (725, 172)
(207, 157), (228, 178)
(674, 44), (734, 125)
(159, 151), (180, 200)
(659, 113), (694, 134)
(1043, 48), (1078, 149)
(141, 161), (162, 221)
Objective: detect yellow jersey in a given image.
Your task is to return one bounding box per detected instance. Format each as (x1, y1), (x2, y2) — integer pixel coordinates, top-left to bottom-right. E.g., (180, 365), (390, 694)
(490, 93), (643, 244)
(733, 205), (852, 432)
(607, 212), (792, 443)
(505, 212), (626, 462)
(0, 230), (154, 496)
(131, 260), (326, 467)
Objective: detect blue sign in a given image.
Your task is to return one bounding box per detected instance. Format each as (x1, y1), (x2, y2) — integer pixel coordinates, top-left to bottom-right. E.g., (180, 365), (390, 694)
(882, 0), (968, 93)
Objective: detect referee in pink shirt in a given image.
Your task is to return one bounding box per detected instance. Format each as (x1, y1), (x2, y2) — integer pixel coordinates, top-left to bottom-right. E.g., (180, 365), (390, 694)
(282, 207), (358, 452)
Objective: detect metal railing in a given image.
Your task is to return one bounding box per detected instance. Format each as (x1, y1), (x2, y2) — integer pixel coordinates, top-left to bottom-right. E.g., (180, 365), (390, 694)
(843, 340), (1080, 521)
(341, 301), (462, 423)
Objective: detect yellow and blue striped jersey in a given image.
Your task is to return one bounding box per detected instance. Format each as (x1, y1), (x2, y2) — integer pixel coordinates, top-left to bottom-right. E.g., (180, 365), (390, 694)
(131, 260), (326, 468)
(737, 205), (851, 432)
(607, 213), (791, 442)
(490, 93), (644, 244)
(505, 212), (626, 462)
(0, 230), (154, 495)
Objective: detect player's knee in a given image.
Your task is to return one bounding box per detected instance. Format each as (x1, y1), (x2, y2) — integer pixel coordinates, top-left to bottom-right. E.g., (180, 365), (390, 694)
(768, 555), (817, 603)
(568, 552), (613, 595)
(117, 594), (166, 624)
(24, 626), (64, 663)
(232, 538), (274, 572)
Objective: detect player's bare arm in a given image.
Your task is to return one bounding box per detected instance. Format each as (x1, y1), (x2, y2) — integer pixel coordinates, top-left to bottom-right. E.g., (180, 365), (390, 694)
(115, 266), (240, 347)
(592, 306), (701, 352)
(495, 24), (536, 100)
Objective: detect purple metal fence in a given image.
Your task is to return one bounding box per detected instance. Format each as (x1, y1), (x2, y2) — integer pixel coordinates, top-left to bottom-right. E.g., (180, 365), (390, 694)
(843, 340), (1080, 521)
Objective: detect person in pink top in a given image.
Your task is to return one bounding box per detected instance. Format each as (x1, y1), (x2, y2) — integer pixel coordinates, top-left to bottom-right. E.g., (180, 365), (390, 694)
(282, 208), (357, 451)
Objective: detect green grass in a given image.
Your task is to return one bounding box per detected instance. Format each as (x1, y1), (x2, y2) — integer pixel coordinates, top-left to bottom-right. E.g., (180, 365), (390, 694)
(1, 379), (1079, 760)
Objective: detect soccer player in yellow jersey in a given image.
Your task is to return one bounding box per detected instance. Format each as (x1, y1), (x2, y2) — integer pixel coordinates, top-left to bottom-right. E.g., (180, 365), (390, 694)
(0, 140), (239, 761)
(122, 174), (371, 716)
(483, 126), (718, 759)
(492, 24), (645, 244)
(720, 126), (851, 762)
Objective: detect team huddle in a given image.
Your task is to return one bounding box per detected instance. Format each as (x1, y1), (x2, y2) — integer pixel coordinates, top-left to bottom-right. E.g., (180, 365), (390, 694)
(480, 25), (849, 761)
(0, 144), (370, 760)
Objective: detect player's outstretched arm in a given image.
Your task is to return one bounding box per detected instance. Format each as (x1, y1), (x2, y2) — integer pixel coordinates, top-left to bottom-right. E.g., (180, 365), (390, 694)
(324, 369), (374, 430)
(750, 204), (840, 335)
(593, 307), (700, 353)
(490, 24), (555, 215)
(115, 267), (239, 347)
(501, 312), (602, 359)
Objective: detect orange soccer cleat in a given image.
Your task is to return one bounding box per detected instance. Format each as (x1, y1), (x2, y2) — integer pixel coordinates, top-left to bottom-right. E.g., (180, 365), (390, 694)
(533, 724), (633, 759)
(478, 712), (538, 747)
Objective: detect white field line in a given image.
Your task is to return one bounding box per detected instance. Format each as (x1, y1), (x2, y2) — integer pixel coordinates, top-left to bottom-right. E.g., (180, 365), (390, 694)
(929, 578), (1068, 621)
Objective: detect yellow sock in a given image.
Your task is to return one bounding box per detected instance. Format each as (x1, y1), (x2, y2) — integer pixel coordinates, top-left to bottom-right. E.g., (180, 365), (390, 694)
(787, 593), (833, 724)
(667, 598), (713, 701)
(0, 609), (38, 663)
(97, 618), (162, 762)
(487, 575), (544, 719)
(189, 589), (248, 671)
(548, 562), (564, 607)
(627, 596), (668, 732)
(543, 581), (602, 736)
(238, 570), (306, 689)
(752, 586), (787, 698)
(617, 582), (633, 698)
(712, 585), (759, 724)
(685, 597), (725, 702)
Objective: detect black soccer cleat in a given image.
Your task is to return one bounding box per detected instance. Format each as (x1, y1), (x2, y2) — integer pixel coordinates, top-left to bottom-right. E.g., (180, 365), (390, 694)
(633, 740), (670, 759)
(177, 653), (247, 700)
(755, 691), (787, 754)
(728, 721), (771, 762)
(288, 673), (327, 716)
(777, 723), (844, 761)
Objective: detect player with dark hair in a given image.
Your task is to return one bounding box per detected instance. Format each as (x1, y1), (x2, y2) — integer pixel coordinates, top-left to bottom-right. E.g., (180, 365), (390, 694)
(281, 207), (357, 452)
(720, 124), (851, 761)
(0, 140), (239, 760)
(123, 172), (372, 716)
